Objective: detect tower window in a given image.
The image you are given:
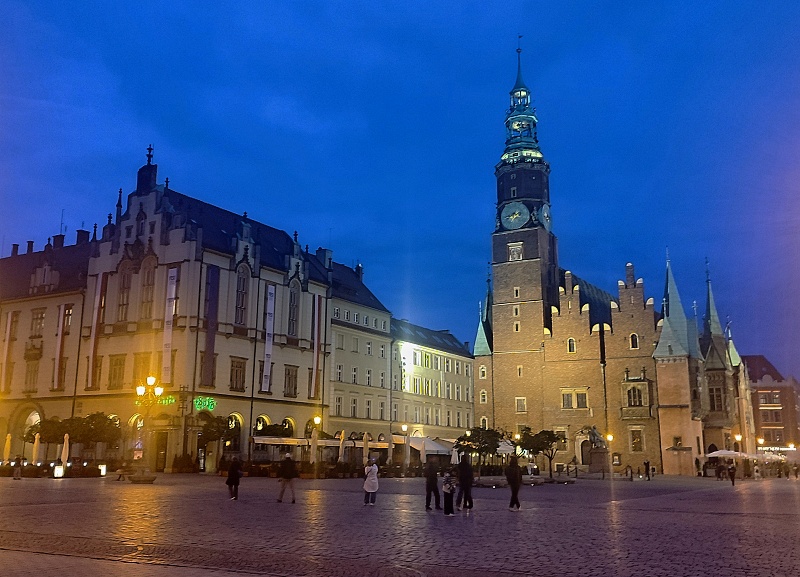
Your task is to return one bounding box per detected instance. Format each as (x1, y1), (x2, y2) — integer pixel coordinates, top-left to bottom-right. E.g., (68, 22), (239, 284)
(513, 287), (520, 298)
(629, 333), (639, 349)
(479, 365), (487, 379)
(515, 397), (527, 413)
(479, 389), (487, 404)
(567, 338), (576, 353)
(627, 387), (643, 407)
(514, 321), (520, 332)
(510, 187), (517, 198)
(513, 306), (520, 316)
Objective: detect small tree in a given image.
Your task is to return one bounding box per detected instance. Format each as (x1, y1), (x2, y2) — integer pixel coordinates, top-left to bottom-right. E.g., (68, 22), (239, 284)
(517, 427), (541, 466)
(531, 430), (561, 478)
(454, 427), (502, 475)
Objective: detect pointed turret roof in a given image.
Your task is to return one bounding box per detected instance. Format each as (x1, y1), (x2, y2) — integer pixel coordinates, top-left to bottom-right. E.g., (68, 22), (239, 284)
(511, 47), (528, 93)
(654, 257), (700, 359)
(473, 279), (493, 356)
(703, 262), (724, 337)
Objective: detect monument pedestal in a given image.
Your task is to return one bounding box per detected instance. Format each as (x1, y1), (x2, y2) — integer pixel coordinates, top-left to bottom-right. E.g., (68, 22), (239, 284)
(588, 447), (609, 474)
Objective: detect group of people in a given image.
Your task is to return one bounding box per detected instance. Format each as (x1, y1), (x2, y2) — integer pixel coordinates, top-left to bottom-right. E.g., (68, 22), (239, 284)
(225, 453), (527, 513)
(713, 461), (738, 485)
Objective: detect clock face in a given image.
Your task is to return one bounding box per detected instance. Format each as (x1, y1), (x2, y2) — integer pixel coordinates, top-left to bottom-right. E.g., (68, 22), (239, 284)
(500, 202), (530, 230)
(539, 205), (552, 232)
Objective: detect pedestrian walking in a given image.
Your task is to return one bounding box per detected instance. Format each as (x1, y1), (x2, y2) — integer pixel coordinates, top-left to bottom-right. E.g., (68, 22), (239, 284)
(424, 460), (441, 511)
(115, 461), (128, 481)
(12, 455), (22, 480)
(794, 464), (799, 479)
(456, 455), (474, 510)
(754, 464), (761, 480)
(277, 453), (298, 503)
(727, 461), (737, 486)
(226, 457), (242, 500)
(363, 458), (379, 506)
(643, 460), (651, 481)
(442, 468), (456, 516)
(505, 456), (523, 511)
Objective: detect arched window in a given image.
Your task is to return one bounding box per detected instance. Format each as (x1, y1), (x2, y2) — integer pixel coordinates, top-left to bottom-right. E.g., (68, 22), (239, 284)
(629, 333), (639, 349)
(253, 415), (270, 434)
(235, 265), (249, 325)
(226, 414), (242, 452)
(117, 266), (132, 321)
(281, 418), (295, 437)
(567, 338), (576, 353)
(288, 280), (300, 337)
(480, 416), (489, 429)
(140, 259), (157, 320)
(479, 365), (487, 379)
(479, 389), (488, 404)
(627, 387), (643, 407)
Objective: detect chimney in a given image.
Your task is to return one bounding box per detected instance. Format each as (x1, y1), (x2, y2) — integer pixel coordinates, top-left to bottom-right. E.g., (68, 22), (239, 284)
(76, 229), (90, 244)
(355, 263), (363, 281)
(53, 234), (65, 249)
(11, 243), (19, 256)
(26, 241), (34, 254)
(316, 247), (333, 269)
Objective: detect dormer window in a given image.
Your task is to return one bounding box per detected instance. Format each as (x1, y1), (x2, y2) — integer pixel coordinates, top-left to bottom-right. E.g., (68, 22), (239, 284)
(235, 265), (249, 325)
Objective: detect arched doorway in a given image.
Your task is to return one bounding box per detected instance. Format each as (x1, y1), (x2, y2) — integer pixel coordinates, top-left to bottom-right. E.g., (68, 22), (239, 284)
(581, 440), (592, 465)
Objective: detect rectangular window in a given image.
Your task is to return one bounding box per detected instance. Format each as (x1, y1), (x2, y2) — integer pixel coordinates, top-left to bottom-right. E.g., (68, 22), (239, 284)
(335, 396), (342, 416)
(510, 186), (517, 198)
(446, 410), (452, 427)
(445, 358), (451, 372)
(413, 377), (421, 394)
(513, 306), (520, 317)
(673, 436), (683, 447)
(366, 400), (372, 419)
(393, 403), (398, 422)
(456, 384), (461, 401)
(141, 266), (155, 320)
(423, 353), (431, 368)
(425, 407), (431, 425)
(282, 365), (297, 397)
(562, 393), (573, 409)
(307, 368), (316, 399)
(434, 408), (441, 425)
(576, 392), (588, 409)
(230, 357), (247, 392)
(352, 337), (359, 353)
(366, 341), (372, 355)
(132, 353), (152, 388)
(382, 320), (387, 330)
(517, 366), (523, 377)
(63, 305), (73, 334)
(515, 397), (527, 413)
(709, 387), (724, 412)
(90, 356), (102, 390)
(455, 361), (461, 375)
(513, 287), (520, 298)
(333, 307), (340, 319)
(351, 398), (358, 418)
(456, 411), (462, 428)
(118, 270), (132, 321)
(352, 367), (358, 384)
(336, 333), (344, 349)
(364, 315), (369, 326)
(366, 368), (372, 386)
(514, 321), (520, 332)
(336, 364), (343, 381)
(771, 392), (781, 404)
(24, 360), (39, 393)
(414, 406), (421, 423)
(379, 401), (385, 420)
(413, 350), (420, 365)
(379, 344), (386, 358)
(344, 310), (350, 321)
(353, 312), (359, 324)
(445, 382), (452, 399)
(630, 429), (644, 452)
(380, 372), (385, 388)
(433, 356), (441, 370)
(30, 308), (46, 338)
(109, 355), (126, 390)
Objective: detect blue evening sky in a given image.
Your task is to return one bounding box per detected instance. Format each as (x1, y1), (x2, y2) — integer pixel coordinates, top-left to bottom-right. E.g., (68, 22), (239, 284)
(1, 2), (799, 377)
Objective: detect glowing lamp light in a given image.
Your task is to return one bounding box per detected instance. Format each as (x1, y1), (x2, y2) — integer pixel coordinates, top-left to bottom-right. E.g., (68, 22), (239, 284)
(313, 416), (321, 426)
(136, 385), (146, 396)
(606, 434), (614, 443)
(54, 465), (65, 478)
(734, 434), (742, 442)
(789, 443), (796, 450)
(154, 386), (164, 397)
(99, 464), (107, 476)
(465, 430), (472, 437)
(514, 433), (521, 441)
(146, 375), (156, 387)
(401, 424), (408, 433)
(757, 438), (765, 445)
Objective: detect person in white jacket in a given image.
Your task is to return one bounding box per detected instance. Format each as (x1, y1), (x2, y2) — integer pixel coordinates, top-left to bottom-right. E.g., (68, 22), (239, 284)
(363, 459), (379, 506)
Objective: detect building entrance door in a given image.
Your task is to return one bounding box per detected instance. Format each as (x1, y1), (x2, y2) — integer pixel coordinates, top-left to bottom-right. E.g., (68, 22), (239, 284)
(155, 432), (168, 472)
(581, 440), (592, 465)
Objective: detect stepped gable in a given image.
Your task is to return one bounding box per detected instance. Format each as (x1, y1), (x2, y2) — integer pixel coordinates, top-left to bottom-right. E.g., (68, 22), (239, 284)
(558, 268), (616, 327)
(0, 240), (91, 299)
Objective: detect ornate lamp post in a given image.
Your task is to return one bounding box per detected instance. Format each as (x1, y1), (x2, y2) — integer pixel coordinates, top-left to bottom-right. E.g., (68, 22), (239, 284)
(605, 433), (614, 480)
(131, 375), (162, 483)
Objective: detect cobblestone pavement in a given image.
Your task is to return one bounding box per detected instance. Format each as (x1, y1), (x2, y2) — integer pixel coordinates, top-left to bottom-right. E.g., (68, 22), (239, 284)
(0, 474), (799, 576)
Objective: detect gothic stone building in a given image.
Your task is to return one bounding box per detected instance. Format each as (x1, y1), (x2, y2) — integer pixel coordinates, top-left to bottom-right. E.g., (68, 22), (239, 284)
(473, 51), (754, 475)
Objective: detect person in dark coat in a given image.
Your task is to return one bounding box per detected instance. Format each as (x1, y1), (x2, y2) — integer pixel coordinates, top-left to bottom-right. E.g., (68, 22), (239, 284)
(505, 456), (523, 511)
(643, 460), (651, 481)
(456, 455), (474, 510)
(277, 453), (298, 503)
(424, 461), (442, 511)
(727, 462), (737, 486)
(226, 457), (242, 500)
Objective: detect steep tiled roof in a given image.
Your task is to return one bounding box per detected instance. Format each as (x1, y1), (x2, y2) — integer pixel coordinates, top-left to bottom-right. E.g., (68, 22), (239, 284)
(742, 355), (784, 383)
(473, 284), (493, 356)
(392, 318), (471, 357)
(0, 242), (91, 300)
(559, 269), (616, 326)
(329, 262), (388, 312)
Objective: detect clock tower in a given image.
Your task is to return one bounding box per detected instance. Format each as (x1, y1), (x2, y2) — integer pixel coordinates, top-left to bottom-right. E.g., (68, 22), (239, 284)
(492, 47), (559, 335)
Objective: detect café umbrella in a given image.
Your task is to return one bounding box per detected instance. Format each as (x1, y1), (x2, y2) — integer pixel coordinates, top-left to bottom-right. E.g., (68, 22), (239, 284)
(60, 433), (70, 465)
(2, 433), (10, 463)
(31, 433), (40, 466)
(309, 427), (318, 465)
(337, 430), (346, 463)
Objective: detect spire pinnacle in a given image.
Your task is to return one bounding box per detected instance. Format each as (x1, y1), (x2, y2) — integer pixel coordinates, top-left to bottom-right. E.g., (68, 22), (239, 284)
(146, 144), (153, 165)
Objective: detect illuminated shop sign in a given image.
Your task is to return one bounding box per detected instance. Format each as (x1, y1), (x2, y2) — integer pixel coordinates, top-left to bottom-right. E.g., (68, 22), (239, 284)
(194, 396), (217, 411)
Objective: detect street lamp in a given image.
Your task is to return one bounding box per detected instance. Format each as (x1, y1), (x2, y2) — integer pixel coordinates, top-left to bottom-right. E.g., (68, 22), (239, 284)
(133, 375), (163, 481)
(604, 434), (614, 480)
(514, 433), (521, 457)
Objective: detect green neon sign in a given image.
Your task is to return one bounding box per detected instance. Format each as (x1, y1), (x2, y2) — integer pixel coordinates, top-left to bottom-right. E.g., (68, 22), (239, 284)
(194, 396), (216, 411)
